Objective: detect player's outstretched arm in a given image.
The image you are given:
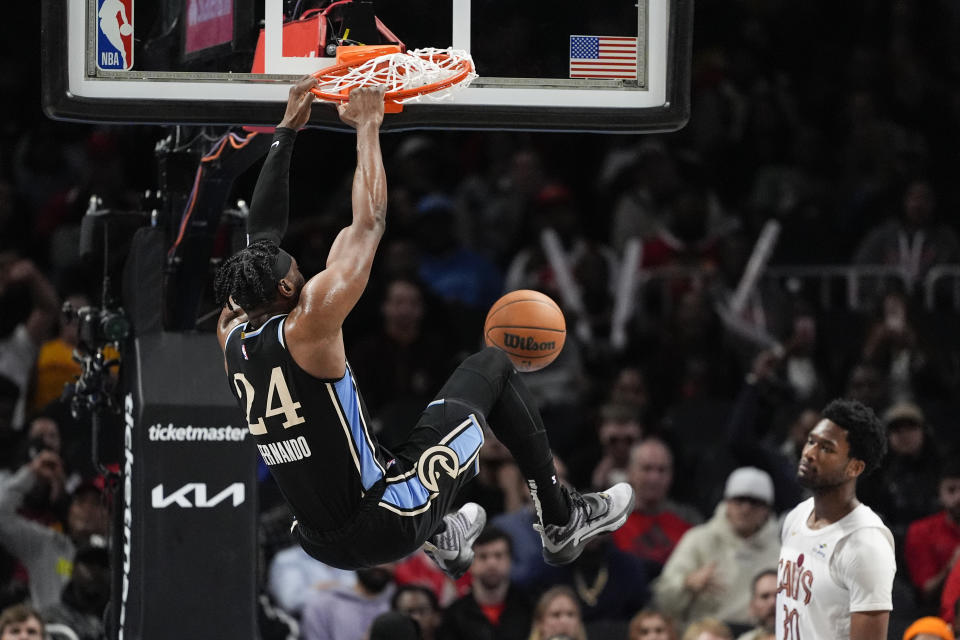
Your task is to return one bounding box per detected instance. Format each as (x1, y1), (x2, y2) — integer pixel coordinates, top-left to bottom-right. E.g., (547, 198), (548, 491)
(247, 76), (318, 246)
(291, 86), (387, 339)
(218, 76), (318, 353)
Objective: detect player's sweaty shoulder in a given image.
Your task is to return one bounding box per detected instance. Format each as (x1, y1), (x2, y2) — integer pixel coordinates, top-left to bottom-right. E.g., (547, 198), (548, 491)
(287, 268), (355, 340)
(283, 313), (346, 378)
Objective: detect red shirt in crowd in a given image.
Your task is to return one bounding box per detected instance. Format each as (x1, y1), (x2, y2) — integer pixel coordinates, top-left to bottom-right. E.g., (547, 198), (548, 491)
(612, 506), (697, 569)
(906, 511), (960, 593)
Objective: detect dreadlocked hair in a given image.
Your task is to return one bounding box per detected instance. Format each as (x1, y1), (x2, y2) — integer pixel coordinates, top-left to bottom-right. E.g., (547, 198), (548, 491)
(213, 240), (280, 312)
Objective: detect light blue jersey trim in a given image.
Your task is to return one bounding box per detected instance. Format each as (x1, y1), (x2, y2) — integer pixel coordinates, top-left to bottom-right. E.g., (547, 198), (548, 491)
(331, 364), (384, 490)
(241, 314), (286, 338)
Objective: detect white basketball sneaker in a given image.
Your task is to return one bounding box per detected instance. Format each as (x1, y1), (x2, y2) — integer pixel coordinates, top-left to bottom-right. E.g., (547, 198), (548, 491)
(534, 483), (635, 566)
(423, 502), (487, 579)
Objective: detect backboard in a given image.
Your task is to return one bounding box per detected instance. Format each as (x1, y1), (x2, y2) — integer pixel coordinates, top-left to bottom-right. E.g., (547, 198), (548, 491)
(42, 0), (692, 133)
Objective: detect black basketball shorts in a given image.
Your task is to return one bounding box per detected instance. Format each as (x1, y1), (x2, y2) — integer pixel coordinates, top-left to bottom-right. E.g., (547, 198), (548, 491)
(293, 397), (485, 569)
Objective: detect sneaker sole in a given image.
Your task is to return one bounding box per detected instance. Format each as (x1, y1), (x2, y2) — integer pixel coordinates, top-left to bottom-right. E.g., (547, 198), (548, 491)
(543, 487), (636, 566)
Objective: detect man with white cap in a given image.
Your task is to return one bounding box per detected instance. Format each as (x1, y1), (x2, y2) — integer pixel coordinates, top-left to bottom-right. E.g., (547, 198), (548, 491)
(654, 467), (780, 629)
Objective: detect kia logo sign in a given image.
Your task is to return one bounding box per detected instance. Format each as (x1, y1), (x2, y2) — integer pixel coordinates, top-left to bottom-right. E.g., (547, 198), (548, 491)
(151, 482), (245, 508)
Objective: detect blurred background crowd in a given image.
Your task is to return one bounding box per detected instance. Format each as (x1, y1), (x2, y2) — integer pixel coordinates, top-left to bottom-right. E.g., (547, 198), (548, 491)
(3, 0), (960, 639)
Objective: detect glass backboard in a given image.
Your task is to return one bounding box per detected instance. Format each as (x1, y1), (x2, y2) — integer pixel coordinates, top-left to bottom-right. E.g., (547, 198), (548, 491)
(43, 0), (692, 132)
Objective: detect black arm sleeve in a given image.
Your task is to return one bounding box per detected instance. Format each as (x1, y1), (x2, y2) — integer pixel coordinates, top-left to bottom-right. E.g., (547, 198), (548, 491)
(247, 127), (297, 245)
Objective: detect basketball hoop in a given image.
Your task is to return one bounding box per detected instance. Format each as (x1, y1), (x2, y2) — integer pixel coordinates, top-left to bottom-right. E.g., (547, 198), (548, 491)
(310, 46), (477, 113)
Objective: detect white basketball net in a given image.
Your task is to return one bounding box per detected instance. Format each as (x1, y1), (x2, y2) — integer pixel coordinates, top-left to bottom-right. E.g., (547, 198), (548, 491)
(316, 47), (477, 104)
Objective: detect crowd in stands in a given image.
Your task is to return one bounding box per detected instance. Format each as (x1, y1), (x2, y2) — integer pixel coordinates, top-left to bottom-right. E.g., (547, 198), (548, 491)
(3, 0), (960, 638)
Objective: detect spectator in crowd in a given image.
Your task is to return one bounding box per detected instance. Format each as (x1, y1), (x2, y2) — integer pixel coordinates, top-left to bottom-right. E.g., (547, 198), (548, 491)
(613, 438), (702, 577)
(861, 290), (953, 402)
(438, 527), (531, 640)
(906, 457), (960, 609)
(369, 611), (422, 640)
(644, 287), (741, 412)
(393, 549), (466, 608)
(348, 276), (454, 448)
(628, 609), (679, 640)
(527, 586), (586, 640)
(861, 402), (941, 542)
(734, 570), (777, 640)
(0, 603), (44, 640)
(14, 417), (68, 531)
(902, 616), (955, 640)
(267, 543), (356, 616)
(853, 178), (960, 289)
(778, 309), (827, 405)
(0, 451), (108, 609)
(654, 467), (780, 629)
(938, 540), (960, 624)
(300, 564), (396, 640)
(681, 618), (733, 640)
(639, 184), (734, 273)
(591, 404), (643, 490)
(392, 585), (441, 640)
(0, 255), (60, 430)
(549, 537), (649, 624)
(21, 416), (61, 464)
(454, 147), (546, 264)
(608, 366), (649, 419)
(412, 193), (503, 312)
(844, 362), (891, 415)
(30, 292), (89, 414)
(40, 542), (109, 640)
(604, 139), (680, 251)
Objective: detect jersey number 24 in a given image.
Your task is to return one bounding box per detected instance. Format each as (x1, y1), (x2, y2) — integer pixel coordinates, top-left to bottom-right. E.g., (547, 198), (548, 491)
(233, 368), (305, 435)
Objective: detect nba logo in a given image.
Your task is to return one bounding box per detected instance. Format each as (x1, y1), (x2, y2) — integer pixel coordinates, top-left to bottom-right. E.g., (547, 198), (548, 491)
(96, 0), (134, 70)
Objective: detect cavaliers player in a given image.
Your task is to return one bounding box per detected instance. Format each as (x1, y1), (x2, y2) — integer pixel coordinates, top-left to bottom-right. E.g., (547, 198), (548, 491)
(776, 399), (895, 640)
(213, 78), (634, 577)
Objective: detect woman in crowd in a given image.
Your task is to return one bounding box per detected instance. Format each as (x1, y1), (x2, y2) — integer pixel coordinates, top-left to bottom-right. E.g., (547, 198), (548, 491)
(529, 586), (587, 640)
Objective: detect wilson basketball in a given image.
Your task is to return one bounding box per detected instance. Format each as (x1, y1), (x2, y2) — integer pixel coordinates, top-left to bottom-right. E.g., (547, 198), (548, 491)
(484, 290), (566, 372)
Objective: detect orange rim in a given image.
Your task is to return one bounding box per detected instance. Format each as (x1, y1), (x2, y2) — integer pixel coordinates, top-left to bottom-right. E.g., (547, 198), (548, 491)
(309, 52), (474, 105)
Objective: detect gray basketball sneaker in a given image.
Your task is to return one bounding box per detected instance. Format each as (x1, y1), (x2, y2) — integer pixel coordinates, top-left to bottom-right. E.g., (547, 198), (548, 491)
(423, 502), (487, 579)
(535, 483), (635, 566)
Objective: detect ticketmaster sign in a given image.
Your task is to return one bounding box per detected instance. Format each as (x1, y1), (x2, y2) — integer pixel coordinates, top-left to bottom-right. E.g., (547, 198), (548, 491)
(114, 332), (258, 640)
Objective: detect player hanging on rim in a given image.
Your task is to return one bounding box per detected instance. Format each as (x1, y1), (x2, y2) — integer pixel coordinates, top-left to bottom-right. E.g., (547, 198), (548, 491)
(213, 77), (634, 576)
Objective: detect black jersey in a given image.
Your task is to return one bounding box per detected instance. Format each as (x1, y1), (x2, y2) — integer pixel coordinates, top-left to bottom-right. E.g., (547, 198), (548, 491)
(224, 314), (390, 532)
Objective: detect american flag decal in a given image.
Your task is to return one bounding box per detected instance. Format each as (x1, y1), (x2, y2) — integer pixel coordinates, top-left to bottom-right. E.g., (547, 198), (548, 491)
(569, 35), (638, 79)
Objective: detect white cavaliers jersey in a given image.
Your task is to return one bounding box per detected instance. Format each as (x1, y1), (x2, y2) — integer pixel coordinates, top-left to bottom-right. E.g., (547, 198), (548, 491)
(775, 497), (895, 640)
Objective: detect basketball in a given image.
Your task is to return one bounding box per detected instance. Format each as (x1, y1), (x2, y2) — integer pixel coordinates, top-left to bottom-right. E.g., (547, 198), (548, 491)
(120, 24), (133, 36)
(484, 290), (566, 372)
